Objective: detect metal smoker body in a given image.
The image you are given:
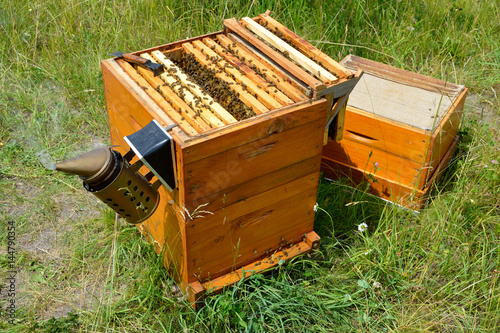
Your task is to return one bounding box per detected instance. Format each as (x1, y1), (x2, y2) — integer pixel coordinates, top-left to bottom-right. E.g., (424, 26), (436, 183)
(54, 120), (174, 224)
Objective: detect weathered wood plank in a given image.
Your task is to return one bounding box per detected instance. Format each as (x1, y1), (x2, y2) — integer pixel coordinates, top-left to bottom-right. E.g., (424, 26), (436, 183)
(217, 33), (307, 102)
(224, 18), (325, 91)
(343, 71), (454, 131)
(241, 17), (337, 83)
(341, 54), (465, 97)
(259, 13), (353, 79)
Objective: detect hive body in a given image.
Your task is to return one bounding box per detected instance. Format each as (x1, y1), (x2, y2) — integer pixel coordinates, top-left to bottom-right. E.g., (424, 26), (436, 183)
(322, 55), (468, 209)
(100, 15), (358, 305)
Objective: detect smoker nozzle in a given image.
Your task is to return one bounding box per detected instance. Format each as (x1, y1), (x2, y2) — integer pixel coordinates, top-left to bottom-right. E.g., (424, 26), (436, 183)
(54, 147), (159, 224)
(55, 147), (112, 178)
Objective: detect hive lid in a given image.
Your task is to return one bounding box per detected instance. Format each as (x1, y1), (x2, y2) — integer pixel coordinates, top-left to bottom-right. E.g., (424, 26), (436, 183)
(341, 55), (465, 132)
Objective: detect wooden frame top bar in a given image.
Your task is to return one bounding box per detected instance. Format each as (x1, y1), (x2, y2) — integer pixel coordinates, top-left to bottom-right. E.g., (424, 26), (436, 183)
(224, 18), (326, 91)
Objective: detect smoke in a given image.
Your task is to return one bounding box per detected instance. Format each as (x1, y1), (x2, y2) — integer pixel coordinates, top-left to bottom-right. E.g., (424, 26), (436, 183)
(36, 150), (56, 170)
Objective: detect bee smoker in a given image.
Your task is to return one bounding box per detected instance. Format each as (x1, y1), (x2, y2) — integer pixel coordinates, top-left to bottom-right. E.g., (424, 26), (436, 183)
(54, 120), (176, 224)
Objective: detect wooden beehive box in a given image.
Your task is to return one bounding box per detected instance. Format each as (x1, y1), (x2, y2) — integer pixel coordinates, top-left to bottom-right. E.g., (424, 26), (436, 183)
(322, 55), (468, 209)
(100, 13), (359, 306)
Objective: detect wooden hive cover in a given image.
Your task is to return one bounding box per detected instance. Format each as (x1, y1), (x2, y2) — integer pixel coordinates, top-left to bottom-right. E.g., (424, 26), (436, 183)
(341, 55), (465, 132)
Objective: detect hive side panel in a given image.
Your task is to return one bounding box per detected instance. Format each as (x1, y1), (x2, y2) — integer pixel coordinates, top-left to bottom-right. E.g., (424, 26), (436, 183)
(185, 172), (319, 236)
(178, 100), (327, 283)
(321, 134), (459, 209)
(426, 88), (467, 182)
(342, 107), (429, 164)
(137, 186), (188, 284)
(181, 116), (325, 208)
(323, 137), (429, 188)
(184, 155), (321, 213)
(321, 157), (426, 209)
(185, 176), (319, 282)
(182, 99), (326, 164)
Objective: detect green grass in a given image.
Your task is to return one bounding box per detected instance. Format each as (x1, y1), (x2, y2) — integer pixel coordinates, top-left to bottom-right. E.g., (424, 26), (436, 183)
(1, 0), (499, 332)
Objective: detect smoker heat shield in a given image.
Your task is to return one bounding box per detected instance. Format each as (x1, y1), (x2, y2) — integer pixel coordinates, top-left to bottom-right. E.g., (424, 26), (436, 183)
(124, 120), (177, 191)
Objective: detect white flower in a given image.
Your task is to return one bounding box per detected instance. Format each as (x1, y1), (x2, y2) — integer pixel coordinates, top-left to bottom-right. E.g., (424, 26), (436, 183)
(373, 281), (381, 289)
(364, 249), (372, 255)
(358, 223), (368, 233)
(313, 203), (319, 212)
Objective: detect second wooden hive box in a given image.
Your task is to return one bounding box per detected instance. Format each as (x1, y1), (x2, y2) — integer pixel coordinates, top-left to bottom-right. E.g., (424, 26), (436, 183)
(322, 55), (468, 209)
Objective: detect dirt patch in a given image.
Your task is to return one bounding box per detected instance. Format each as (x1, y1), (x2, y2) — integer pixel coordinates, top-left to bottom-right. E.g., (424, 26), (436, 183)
(465, 92), (499, 127)
(0, 176), (111, 320)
